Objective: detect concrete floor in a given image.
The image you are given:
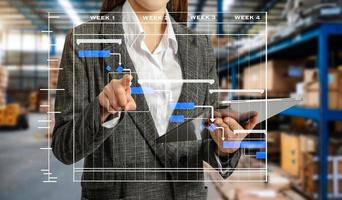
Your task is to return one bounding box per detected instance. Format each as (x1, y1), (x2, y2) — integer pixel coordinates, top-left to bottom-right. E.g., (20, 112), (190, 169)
(0, 114), (81, 200)
(0, 114), (223, 200)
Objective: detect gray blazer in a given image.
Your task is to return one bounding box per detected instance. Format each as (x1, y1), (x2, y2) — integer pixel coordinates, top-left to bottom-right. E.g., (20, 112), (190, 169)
(52, 5), (240, 200)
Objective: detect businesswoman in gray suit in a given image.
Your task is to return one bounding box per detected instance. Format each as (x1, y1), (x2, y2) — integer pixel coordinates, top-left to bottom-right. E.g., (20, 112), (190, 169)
(52, 0), (257, 199)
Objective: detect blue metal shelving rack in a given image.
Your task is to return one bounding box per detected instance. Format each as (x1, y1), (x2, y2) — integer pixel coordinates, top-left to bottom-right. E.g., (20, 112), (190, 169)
(219, 23), (342, 199)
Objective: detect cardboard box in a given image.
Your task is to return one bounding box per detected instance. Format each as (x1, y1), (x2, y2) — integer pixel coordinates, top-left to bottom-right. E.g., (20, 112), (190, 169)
(290, 117), (307, 130)
(0, 77), (8, 89)
(304, 69), (342, 91)
(243, 60), (304, 94)
(0, 104), (20, 127)
(303, 69), (317, 85)
(0, 108), (5, 125)
(281, 132), (301, 177)
(49, 58), (60, 90)
(298, 139), (342, 198)
(303, 69), (342, 109)
(0, 92), (5, 109)
(268, 131), (281, 155)
(5, 104), (20, 116)
(0, 68), (8, 89)
(236, 189), (288, 200)
(303, 90), (340, 109)
(301, 153), (342, 199)
(281, 132), (318, 177)
(328, 69), (341, 90)
(302, 154), (342, 175)
(3, 116), (18, 127)
(0, 67), (8, 109)
(49, 70), (59, 90)
(336, 122), (342, 132)
(339, 95), (342, 110)
(299, 135), (316, 153)
(28, 91), (39, 112)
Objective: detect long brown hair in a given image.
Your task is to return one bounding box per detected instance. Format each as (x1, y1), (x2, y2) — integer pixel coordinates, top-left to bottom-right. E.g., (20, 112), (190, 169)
(100, 0), (188, 22)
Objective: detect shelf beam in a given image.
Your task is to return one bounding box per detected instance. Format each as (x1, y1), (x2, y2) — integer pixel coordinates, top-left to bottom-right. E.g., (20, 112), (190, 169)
(318, 28), (329, 200)
(280, 107), (320, 120)
(328, 111), (342, 121)
(217, 0), (224, 35)
(280, 107), (342, 122)
(220, 27), (321, 73)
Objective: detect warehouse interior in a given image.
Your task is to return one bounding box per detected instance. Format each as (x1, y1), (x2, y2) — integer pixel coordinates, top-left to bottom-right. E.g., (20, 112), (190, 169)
(0, 0), (342, 199)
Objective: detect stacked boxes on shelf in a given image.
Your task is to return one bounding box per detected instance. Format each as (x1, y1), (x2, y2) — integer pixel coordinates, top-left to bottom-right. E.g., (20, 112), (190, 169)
(0, 67), (25, 128)
(0, 104), (20, 127)
(28, 91), (39, 112)
(280, 132), (316, 177)
(280, 131), (342, 198)
(301, 154), (342, 199)
(49, 58), (59, 90)
(242, 60), (304, 96)
(267, 131), (281, 163)
(226, 23), (342, 199)
(243, 60), (342, 109)
(47, 58), (60, 136)
(302, 69), (342, 109)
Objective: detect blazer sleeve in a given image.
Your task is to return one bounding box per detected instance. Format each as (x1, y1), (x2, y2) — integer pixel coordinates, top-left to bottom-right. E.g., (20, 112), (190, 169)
(51, 32), (124, 165)
(200, 35), (241, 179)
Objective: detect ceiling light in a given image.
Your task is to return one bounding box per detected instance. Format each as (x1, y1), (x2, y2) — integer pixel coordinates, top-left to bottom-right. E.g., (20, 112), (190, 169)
(223, 0), (234, 12)
(58, 0), (82, 26)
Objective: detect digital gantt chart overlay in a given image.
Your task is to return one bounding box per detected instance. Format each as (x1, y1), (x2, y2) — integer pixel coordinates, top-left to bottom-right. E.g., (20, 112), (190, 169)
(40, 11), (268, 183)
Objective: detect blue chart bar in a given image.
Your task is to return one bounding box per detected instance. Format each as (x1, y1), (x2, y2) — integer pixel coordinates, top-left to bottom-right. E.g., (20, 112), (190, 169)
(78, 50), (111, 58)
(207, 124), (217, 132)
(169, 115), (185, 123)
(170, 102), (195, 110)
(223, 141), (266, 149)
(256, 152), (267, 159)
(130, 87), (154, 95)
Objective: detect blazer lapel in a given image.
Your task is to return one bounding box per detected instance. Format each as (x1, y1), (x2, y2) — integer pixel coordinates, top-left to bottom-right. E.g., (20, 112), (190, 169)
(100, 7), (164, 164)
(165, 22), (206, 133)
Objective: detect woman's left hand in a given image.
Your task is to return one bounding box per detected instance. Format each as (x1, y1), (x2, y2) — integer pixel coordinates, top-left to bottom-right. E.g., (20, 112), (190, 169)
(209, 113), (258, 156)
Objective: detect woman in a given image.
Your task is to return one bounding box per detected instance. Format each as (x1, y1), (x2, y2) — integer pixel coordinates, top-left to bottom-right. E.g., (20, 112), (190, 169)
(52, 0), (257, 199)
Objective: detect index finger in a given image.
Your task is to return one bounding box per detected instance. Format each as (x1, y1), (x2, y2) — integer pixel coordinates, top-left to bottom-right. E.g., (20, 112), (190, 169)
(120, 74), (132, 89)
(223, 117), (244, 131)
(243, 115), (258, 129)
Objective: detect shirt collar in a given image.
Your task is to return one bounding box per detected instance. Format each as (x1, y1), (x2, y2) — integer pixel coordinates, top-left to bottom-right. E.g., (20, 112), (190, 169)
(122, 1), (178, 54)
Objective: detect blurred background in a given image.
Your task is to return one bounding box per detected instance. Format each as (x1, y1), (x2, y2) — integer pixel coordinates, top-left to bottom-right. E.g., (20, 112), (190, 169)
(0, 0), (342, 199)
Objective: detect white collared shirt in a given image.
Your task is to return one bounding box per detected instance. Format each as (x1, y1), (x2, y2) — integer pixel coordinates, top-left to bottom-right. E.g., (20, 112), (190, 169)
(103, 0), (183, 137)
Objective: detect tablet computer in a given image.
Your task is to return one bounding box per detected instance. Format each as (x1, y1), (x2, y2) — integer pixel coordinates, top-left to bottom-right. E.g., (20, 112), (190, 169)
(156, 98), (302, 143)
